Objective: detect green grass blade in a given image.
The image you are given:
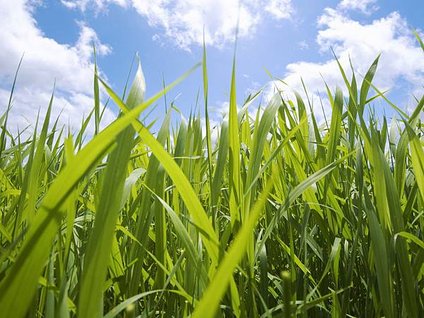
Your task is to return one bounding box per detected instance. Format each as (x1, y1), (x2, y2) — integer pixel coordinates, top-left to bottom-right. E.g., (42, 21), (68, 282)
(228, 54), (242, 229)
(100, 67), (220, 267)
(192, 180), (274, 318)
(78, 59), (146, 318)
(359, 55), (380, 114)
(0, 85), (166, 318)
(406, 125), (424, 201)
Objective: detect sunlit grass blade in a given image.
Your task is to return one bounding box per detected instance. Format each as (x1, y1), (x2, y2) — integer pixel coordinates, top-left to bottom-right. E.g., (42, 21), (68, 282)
(99, 66), (220, 267)
(192, 180), (274, 318)
(193, 152), (350, 318)
(78, 58), (146, 318)
(202, 36), (213, 212)
(228, 53), (242, 229)
(0, 90), (169, 318)
(359, 55), (380, 115)
(1, 45), (423, 318)
(406, 124), (424, 202)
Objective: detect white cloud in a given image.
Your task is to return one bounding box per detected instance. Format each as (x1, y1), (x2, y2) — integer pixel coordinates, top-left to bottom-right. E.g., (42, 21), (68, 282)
(338, 0), (378, 14)
(0, 0), (116, 136)
(61, 0), (293, 50)
(61, 0), (127, 11)
(265, 8), (424, 121)
(316, 9), (423, 89)
(132, 0), (260, 49)
(265, 0), (294, 20)
(75, 21), (111, 60)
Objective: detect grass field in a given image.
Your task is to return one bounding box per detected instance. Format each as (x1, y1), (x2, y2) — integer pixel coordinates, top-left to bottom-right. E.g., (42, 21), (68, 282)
(0, 37), (423, 317)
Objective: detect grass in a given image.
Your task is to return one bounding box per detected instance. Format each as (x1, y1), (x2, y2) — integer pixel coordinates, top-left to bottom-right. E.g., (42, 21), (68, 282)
(0, 38), (423, 317)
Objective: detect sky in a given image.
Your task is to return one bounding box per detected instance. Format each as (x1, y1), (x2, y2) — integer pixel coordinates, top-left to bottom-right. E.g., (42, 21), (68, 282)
(0, 0), (423, 135)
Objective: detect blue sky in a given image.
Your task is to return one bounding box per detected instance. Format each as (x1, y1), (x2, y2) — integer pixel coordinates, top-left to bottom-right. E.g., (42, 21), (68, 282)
(0, 0), (423, 134)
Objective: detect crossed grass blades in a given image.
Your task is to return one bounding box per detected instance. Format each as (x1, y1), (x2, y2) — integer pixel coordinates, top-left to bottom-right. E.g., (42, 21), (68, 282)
(0, 34), (423, 317)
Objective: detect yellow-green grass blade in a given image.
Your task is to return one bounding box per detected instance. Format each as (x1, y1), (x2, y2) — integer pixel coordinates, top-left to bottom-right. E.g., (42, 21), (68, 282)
(78, 60), (146, 318)
(93, 46), (100, 135)
(202, 37), (213, 211)
(395, 232), (424, 250)
(275, 237), (316, 284)
(153, 167), (167, 288)
(228, 55), (242, 229)
(103, 289), (191, 318)
(0, 55), (23, 159)
(413, 30), (424, 52)
(193, 153), (347, 318)
(211, 120), (228, 209)
(359, 55), (380, 115)
(136, 235), (195, 304)
(245, 95), (280, 205)
(61, 137), (81, 269)
(297, 286), (350, 315)
(192, 179), (274, 318)
(135, 128), (220, 259)
(382, 162), (419, 317)
(363, 188), (394, 318)
(406, 124), (424, 202)
(0, 90), (166, 318)
(257, 151), (353, 270)
(245, 116), (306, 199)
(149, 188), (208, 289)
(2, 46), (423, 317)
(362, 77), (409, 120)
(408, 95), (423, 125)
(324, 87), (343, 191)
(100, 70), (220, 267)
(369, 132), (392, 230)
(127, 109), (172, 296)
(14, 117), (38, 231)
(20, 93), (53, 226)
(394, 131), (409, 196)
(243, 96), (280, 277)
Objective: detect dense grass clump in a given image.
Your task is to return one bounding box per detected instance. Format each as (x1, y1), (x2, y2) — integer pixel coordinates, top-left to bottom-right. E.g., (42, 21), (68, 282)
(0, 42), (423, 317)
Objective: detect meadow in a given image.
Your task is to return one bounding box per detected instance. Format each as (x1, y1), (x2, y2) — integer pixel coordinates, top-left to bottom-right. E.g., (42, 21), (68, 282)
(0, 37), (423, 317)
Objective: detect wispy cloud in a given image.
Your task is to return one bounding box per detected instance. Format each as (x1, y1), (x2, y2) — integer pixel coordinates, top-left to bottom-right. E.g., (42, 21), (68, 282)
(61, 0), (294, 50)
(264, 0), (294, 20)
(338, 0), (379, 15)
(61, 0), (127, 12)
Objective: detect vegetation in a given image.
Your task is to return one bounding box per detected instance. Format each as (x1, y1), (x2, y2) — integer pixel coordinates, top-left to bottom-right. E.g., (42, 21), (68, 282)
(0, 38), (423, 317)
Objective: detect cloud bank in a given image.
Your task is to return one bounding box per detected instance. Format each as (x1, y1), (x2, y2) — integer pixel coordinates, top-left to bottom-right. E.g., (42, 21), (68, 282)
(0, 0), (115, 135)
(266, 6), (423, 121)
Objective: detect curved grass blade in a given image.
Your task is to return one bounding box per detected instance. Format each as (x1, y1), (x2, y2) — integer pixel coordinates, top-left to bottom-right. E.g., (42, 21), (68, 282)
(78, 59), (146, 318)
(193, 151), (350, 318)
(0, 92), (168, 318)
(100, 72), (220, 267)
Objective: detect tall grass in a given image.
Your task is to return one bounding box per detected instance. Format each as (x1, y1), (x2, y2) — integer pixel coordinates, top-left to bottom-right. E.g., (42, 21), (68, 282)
(0, 39), (423, 317)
